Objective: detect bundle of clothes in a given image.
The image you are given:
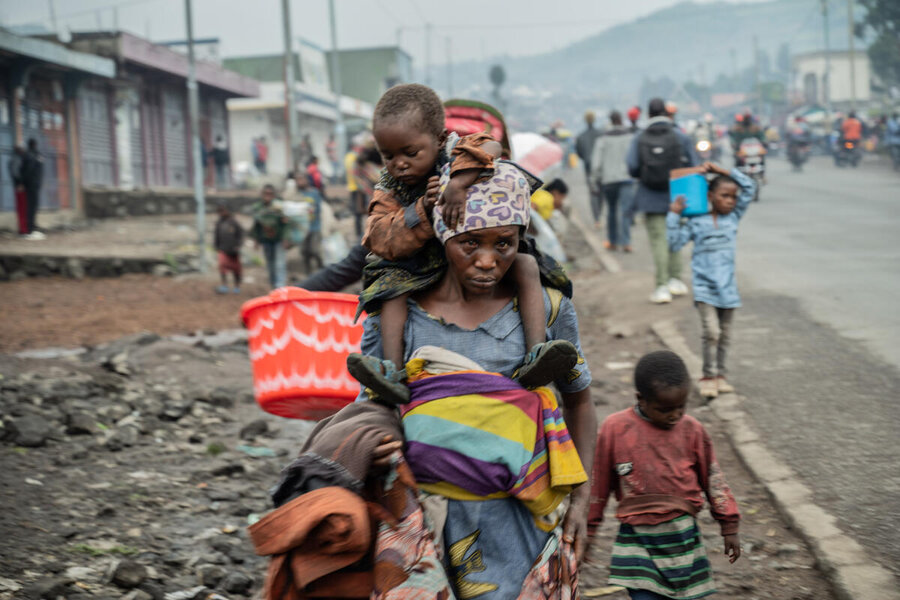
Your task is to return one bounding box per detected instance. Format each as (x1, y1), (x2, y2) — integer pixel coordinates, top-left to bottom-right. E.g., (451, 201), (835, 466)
(249, 346), (586, 599)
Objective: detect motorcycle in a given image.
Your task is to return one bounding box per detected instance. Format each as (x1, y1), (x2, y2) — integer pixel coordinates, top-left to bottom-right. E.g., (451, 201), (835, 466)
(834, 139), (861, 168)
(787, 142), (811, 172)
(695, 137), (713, 161)
(735, 138), (766, 201)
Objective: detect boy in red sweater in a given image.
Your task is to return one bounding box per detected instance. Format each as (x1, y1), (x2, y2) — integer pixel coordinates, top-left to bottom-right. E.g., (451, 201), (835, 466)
(588, 350), (740, 599)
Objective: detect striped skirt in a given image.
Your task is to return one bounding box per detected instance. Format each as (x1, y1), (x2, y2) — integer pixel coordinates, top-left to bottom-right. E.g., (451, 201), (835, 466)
(608, 515), (715, 599)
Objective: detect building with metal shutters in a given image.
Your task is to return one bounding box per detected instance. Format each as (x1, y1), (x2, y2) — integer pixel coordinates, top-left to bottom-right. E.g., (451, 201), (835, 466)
(0, 29), (115, 217)
(66, 32), (259, 192)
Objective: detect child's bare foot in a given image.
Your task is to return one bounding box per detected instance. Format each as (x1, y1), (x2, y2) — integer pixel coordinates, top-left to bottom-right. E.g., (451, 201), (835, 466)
(514, 340), (578, 388)
(347, 353), (410, 405)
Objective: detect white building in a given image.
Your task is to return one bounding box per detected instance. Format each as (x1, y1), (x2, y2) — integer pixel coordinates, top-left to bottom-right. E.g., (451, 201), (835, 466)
(793, 50), (872, 108)
(227, 81), (372, 179)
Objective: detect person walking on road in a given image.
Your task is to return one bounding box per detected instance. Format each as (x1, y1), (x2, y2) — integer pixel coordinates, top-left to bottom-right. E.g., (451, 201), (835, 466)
(590, 110), (636, 252)
(212, 135), (230, 189)
(588, 350), (741, 599)
(8, 146), (29, 237)
(22, 138), (45, 240)
(666, 162), (756, 399)
(575, 110), (604, 226)
(251, 184), (288, 289)
(627, 98), (697, 304)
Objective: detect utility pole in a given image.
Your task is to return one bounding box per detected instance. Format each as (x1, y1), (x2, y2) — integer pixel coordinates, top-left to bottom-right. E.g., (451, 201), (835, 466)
(446, 37), (453, 97)
(184, 0), (206, 272)
(328, 0), (345, 176)
(47, 0), (59, 37)
(821, 0), (832, 118)
(752, 35), (760, 115)
(847, 0), (857, 110)
(281, 0), (300, 172)
(424, 23), (431, 86)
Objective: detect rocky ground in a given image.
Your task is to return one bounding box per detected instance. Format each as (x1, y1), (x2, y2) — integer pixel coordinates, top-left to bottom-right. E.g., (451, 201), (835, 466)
(0, 220), (836, 600)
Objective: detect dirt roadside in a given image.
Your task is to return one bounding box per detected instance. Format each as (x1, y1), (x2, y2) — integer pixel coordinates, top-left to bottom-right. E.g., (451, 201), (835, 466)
(0, 225), (835, 599)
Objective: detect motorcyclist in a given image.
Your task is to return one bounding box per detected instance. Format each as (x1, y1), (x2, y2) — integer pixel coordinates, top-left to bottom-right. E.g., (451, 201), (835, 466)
(886, 112), (900, 170)
(836, 111), (863, 166)
(786, 117), (812, 170)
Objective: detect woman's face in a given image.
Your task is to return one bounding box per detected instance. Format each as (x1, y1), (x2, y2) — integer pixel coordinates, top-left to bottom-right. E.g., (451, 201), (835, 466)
(445, 226), (520, 295)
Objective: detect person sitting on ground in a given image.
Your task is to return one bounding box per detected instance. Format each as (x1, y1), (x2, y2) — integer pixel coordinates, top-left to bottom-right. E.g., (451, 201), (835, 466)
(213, 205), (244, 294)
(346, 83), (577, 405)
(588, 350), (741, 600)
(357, 166), (597, 596)
(530, 178), (568, 222)
(666, 162), (755, 398)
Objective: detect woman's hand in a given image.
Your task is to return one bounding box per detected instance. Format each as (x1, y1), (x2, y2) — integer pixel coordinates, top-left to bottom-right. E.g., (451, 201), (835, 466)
(562, 487), (590, 563)
(371, 434), (404, 471)
(723, 533), (741, 563)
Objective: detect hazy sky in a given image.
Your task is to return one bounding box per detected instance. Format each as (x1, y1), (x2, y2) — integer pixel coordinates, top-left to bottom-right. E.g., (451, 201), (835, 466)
(1, 0), (752, 66)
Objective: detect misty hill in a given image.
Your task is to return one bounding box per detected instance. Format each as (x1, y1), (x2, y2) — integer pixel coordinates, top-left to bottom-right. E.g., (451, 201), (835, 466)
(437, 0), (853, 104)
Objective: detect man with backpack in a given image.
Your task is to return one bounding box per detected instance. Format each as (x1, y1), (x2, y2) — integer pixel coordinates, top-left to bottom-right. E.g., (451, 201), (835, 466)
(626, 98), (698, 304)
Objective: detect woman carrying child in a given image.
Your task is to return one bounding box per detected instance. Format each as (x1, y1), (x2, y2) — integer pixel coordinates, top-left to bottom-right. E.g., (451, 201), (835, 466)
(348, 84), (577, 404)
(666, 162), (755, 399)
(588, 350), (741, 599)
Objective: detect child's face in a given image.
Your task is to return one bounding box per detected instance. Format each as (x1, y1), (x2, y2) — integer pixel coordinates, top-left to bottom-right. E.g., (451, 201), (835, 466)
(709, 181), (738, 215)
(373, 116), (443, 186)
(551, 191), (566, 210)
(637, 384), (689, 429)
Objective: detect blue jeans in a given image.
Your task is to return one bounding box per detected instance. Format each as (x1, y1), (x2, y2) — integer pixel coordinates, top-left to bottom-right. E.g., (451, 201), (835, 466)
(618, 181), (636, 247)
(601, 181), (628, 246)
(260, 240), (287, 289)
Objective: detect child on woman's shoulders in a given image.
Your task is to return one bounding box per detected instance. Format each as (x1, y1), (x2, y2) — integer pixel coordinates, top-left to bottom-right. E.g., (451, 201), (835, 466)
(347, 84), (577, 405)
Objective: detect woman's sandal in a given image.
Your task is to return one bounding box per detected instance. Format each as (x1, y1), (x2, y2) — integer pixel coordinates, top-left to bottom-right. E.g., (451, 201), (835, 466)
(346, 353), (410, 405)
(514, 340), (579, 388)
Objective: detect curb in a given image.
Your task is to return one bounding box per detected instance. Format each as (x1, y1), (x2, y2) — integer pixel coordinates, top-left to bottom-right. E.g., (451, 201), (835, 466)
(566, 214), (621, 274)
(651, 319), (900, 600)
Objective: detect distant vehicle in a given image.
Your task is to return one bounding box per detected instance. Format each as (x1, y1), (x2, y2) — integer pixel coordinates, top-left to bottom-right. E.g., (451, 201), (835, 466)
(735, 138), (766, 201)
(834, 139), (861, 168)
(787, 142), (811, 172)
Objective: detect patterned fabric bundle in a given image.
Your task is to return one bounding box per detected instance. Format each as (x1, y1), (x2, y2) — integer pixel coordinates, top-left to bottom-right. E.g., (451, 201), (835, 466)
(609, 515), (715, 599)
(400, 369), (587, 523)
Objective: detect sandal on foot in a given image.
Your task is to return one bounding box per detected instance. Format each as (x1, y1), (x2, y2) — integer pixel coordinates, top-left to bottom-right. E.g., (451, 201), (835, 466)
(346, 353), (410, 405)
(514, 340), (579, 388)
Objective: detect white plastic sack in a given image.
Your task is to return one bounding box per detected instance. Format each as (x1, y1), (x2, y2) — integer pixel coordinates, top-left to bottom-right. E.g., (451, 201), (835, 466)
(530, 212), (567, 263)
(321, 232), (350, 266)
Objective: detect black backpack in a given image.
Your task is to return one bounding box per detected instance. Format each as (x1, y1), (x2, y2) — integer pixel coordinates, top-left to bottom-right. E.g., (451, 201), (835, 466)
(637, 124), (684, 191)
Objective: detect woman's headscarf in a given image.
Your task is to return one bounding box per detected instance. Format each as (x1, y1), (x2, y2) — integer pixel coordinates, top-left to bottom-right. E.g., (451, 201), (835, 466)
(433, 161), (532, 245)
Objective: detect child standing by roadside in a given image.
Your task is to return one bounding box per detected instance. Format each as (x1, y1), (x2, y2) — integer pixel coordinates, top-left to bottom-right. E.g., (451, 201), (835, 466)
(667, 162), (755, 399)
(347, 84), (577, 404)
(251, 184), (288, 290)
(588, 350), (741, 599)
(213, 205), (243, 294)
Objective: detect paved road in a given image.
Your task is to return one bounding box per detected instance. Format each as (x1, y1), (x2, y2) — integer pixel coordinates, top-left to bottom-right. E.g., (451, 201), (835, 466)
(677, 156), (900, 580)
(565, 155), (900, 581)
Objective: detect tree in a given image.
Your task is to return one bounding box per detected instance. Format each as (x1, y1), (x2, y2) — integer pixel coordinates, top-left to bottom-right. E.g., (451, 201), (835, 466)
(855, 0), (900, 85)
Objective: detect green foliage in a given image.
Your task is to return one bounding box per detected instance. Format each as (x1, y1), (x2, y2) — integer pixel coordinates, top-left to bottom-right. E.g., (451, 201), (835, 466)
(206, 442), (226, 456)
(856, 0), (900, 85)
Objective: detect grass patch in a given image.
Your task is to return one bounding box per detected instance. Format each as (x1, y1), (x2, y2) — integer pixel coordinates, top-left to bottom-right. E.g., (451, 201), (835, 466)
(206, 442), (227, 456)
(71, 543), (139, 557)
